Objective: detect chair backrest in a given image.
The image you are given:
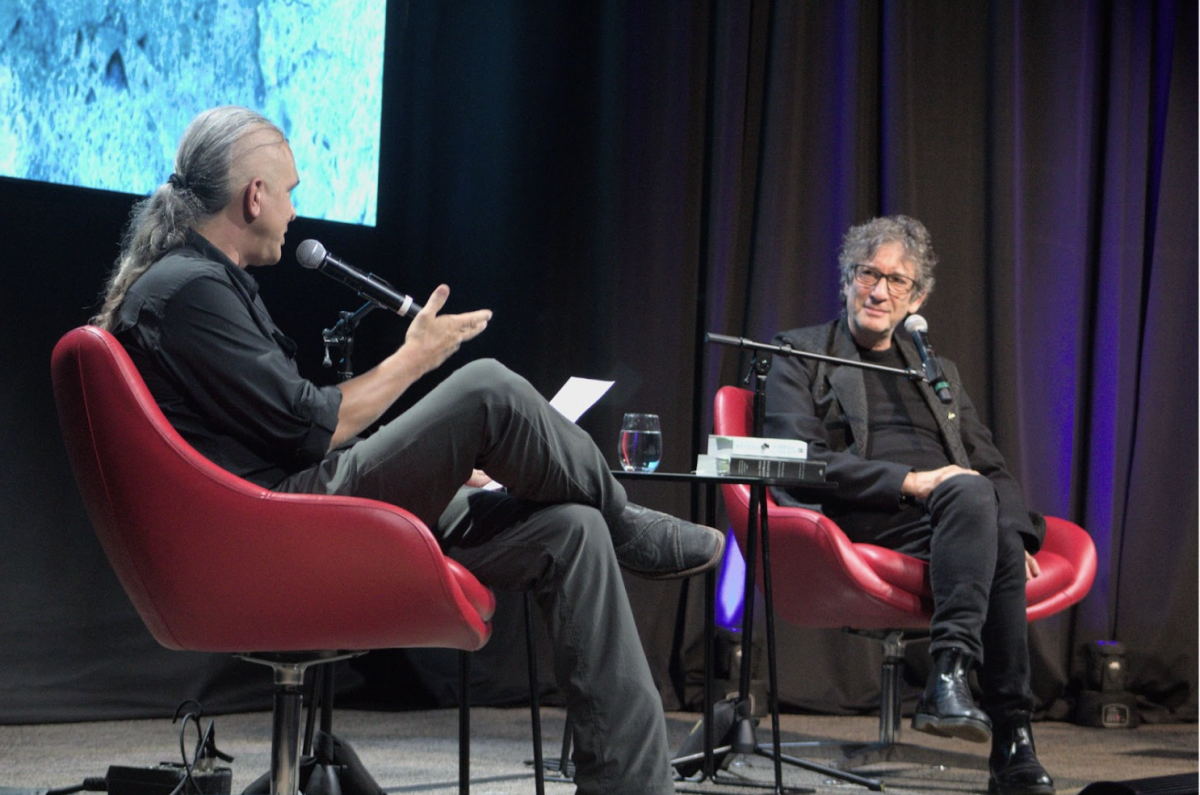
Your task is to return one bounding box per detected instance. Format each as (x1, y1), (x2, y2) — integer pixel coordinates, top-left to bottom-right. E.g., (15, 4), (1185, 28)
(712, 385), (1096, 630)
(52, 326), (493, 654)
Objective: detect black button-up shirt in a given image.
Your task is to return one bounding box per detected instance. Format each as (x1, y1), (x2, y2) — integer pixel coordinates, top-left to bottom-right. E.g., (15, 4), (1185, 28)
(112, 230), (342, 488)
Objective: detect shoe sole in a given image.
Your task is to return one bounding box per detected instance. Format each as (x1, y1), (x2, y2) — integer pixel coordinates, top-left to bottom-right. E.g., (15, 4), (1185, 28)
(626, 528), (727, 581)
(912, 713), (993, 743)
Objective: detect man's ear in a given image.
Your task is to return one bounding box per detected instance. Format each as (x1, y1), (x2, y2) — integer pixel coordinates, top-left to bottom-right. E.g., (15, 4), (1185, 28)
(907, 290), (927, 314)
(242, 177), (264, 222)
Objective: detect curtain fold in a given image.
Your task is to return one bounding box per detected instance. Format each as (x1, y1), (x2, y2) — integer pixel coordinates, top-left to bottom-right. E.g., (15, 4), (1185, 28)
(697, 0), (1195, 718)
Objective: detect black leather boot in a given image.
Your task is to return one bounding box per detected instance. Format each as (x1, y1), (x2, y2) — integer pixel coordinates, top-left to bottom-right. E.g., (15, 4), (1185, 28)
(911, 648), (992, 743)
(988, 714), (1055, 795)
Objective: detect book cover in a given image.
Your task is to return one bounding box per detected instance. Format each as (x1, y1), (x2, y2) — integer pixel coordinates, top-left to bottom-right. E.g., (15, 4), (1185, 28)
(707, 435), (809, 460)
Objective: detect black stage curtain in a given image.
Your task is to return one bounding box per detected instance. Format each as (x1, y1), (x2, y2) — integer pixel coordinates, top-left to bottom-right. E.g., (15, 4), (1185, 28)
(1, 0), (1193, 724)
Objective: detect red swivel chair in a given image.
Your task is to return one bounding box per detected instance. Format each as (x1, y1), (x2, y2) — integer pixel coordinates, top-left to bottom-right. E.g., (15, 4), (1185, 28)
(51, 326), (503, 795)
(713, 385), (1097, 770)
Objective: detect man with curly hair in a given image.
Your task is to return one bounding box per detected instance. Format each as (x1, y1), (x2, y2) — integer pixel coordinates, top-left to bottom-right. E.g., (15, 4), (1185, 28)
(764, 215), (1054, 795)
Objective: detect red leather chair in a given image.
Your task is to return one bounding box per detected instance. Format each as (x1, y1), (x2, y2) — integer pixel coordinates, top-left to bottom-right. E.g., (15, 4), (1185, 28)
(713, 385), (1097, 769)
(51, 326), (499, 795)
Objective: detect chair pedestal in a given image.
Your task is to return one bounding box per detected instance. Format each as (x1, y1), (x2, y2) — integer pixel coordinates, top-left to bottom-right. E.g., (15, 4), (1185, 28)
(838, 634), (989, 771)
(777, 631), (988, 772)
(271, 663), (305, 795)
(239, 652), (362, 795)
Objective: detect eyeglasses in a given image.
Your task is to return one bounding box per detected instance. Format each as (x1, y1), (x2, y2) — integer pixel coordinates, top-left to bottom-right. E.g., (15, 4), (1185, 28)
(853, 264), (917, 297)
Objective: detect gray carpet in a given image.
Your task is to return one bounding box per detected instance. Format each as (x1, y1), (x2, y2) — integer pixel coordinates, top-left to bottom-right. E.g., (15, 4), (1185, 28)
(0, 707), (1195, 794)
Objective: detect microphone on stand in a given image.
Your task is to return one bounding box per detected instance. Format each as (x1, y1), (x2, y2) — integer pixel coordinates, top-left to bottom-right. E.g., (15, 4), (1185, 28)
(903, 314), (953, 405)
(296, 239), (423, 318)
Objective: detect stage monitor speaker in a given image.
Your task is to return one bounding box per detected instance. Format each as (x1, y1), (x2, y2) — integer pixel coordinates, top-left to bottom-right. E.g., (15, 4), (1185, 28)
(1077, 640), (1141, 728)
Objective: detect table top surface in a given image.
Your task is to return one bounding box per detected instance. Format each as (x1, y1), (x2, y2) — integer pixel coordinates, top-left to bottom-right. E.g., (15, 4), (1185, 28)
(612, 469), (837, 490)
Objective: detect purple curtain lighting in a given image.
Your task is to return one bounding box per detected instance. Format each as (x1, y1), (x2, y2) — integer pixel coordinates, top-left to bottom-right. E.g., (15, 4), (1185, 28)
(2, 0), (1193, 722)
(696, 0), (1195, 720)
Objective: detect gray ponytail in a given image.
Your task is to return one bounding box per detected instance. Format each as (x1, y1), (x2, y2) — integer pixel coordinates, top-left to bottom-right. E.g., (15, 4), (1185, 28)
(92, 106), (285, 329)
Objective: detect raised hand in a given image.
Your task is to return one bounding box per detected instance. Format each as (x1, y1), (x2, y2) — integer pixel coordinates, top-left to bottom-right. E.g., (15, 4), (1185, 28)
(330, 285), (491, 449)
(403, 285), (492, 376)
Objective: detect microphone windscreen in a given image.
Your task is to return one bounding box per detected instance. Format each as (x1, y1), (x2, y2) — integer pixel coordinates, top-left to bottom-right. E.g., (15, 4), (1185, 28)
(296, 239), (326, 269)
(904, 314), (929, 334)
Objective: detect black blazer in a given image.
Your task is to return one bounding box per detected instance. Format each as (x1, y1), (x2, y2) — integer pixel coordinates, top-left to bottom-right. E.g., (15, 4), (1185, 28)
(762, 318), (1044, 553)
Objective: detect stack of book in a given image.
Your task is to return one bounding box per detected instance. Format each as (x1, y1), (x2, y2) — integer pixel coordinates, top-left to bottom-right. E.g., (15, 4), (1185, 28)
(695, 435), (826, 482)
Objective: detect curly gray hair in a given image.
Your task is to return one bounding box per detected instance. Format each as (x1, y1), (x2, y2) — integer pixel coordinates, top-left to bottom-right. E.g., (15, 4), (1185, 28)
(837, 215), (938, 301)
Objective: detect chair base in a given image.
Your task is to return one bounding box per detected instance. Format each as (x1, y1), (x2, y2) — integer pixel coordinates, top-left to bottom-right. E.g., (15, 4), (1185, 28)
(527, 757), (576, 783)
(834, 740), (988, 770)
(238, 651), (364, 795)
(774, 739), (988, 771)
(273, 596), (549, 795)
(525, 719), (574, 783)
(768, 630), (990, 777)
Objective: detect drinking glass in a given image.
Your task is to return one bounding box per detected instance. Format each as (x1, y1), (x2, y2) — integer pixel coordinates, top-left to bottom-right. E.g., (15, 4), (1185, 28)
(619, 413), (662, 472)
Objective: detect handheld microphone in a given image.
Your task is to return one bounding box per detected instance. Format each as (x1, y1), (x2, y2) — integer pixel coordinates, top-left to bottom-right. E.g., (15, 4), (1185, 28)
(904, 314), (953, 405)
(296, 239), (423, 318)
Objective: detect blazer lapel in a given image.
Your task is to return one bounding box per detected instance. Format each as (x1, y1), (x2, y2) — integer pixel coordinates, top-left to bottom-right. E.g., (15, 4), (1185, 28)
(826, 320), (871, 455)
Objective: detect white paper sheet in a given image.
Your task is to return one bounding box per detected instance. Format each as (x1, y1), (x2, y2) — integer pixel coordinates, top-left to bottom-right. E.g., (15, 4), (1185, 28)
(548, 377), (615, 423)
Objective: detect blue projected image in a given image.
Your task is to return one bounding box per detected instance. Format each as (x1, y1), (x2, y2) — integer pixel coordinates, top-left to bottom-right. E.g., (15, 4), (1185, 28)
(0, 1), (386, 226)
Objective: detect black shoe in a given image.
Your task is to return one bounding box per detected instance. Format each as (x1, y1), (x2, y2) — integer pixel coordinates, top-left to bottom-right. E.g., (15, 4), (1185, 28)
(613, 504), (725, 580)
(988, 714), (1055, 795)
(911, 648), (993, 743)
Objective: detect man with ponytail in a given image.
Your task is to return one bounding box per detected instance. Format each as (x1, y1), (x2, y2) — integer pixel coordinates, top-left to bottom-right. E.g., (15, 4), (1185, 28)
(94, 106), (722, 795)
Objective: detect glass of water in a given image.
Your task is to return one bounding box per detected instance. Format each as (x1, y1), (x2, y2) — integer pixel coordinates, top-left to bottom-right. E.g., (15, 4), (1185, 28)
(619, 413), (662, 472)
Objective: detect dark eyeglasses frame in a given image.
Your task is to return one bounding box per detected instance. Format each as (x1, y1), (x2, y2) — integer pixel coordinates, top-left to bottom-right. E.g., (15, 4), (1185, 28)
(853, 264), (917, 297)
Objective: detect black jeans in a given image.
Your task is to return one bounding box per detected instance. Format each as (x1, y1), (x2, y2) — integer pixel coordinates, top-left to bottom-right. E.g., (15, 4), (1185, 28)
(833, 474), (1034, 720)
(277, 359), (674, 794)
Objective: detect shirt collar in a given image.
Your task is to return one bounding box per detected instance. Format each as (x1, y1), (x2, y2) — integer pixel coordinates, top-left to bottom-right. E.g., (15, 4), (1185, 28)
(184, 228), (260, 300)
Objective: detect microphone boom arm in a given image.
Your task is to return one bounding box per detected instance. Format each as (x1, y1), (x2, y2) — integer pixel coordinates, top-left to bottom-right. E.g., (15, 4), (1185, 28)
(705, 332), (926, 381)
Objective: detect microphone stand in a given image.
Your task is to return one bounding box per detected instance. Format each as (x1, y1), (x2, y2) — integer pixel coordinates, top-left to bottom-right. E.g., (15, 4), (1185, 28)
(706, 332), (926, 383)
(700, 332), (925, 794)
(321, 301), (377, 381)
(298, 300), (383, 772)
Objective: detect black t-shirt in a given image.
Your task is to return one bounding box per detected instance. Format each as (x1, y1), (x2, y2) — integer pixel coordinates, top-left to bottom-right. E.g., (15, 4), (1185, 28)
(858, 345), (951, 473)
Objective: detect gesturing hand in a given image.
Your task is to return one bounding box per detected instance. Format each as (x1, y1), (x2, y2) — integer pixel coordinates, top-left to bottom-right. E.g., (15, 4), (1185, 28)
(329, 285), (492, 450)
(404, 285), (492, 375)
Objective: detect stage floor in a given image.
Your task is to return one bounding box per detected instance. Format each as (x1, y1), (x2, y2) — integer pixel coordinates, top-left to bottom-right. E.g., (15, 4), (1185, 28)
(0, 707), (1195, 794)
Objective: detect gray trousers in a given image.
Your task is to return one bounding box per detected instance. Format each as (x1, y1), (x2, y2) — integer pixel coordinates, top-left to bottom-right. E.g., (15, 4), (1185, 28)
(276, 359), (674, 794)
